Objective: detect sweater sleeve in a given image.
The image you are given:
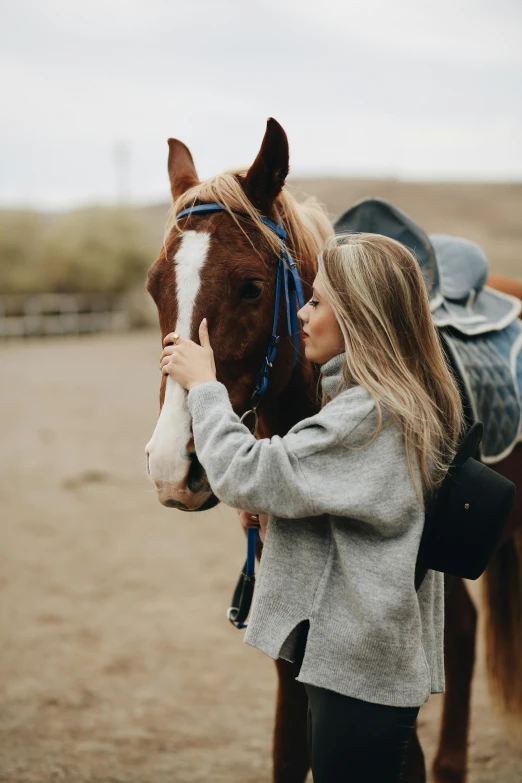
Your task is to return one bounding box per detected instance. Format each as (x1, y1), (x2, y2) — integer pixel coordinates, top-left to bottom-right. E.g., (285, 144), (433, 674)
(186, 379), (376, 518)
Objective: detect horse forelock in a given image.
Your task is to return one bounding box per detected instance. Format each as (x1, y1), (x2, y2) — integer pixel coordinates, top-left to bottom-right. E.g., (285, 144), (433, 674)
(164, 170), (332, 272)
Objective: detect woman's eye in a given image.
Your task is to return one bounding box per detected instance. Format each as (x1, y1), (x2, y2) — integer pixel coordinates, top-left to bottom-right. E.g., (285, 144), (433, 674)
(308, 299), (319, 308)
(240, 281), (262, 300)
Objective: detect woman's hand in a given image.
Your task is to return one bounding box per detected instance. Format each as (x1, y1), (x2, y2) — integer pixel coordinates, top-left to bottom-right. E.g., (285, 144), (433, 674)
(160, 318), (217, 391)
(236, 509), (269, 543)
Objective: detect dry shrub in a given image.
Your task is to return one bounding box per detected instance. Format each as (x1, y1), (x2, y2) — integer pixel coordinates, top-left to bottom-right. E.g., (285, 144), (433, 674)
(1, 180), (520, 295)
(0, 207), (158, 295)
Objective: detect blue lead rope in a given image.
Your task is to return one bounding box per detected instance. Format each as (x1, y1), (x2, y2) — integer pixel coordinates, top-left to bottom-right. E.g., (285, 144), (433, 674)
(225, 526), (260, 630)
(175, 201), (307, 628)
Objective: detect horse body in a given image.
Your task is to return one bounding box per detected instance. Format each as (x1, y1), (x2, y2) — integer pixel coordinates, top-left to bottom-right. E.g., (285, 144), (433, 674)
(145, 119), (522, 783)
(406, 286), (522, 783)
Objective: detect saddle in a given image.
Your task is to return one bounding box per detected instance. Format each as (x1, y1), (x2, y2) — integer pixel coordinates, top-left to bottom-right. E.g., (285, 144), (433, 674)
(333, 198), (522, 463)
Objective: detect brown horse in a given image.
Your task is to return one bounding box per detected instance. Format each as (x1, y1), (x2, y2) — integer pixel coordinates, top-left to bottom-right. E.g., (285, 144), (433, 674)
(407, 279), (522, 783)
(145, 118), (522, 783)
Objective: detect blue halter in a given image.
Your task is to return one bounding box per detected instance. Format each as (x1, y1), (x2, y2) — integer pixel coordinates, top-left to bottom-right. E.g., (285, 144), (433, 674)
(175, 202), (307, 628)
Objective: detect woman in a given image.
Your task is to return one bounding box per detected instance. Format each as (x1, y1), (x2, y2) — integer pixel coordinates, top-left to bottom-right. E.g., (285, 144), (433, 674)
(159, 233), (463, 782)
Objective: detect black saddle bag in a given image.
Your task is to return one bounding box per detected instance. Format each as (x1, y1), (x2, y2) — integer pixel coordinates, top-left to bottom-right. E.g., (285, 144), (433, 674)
(414, 422), (516, 591)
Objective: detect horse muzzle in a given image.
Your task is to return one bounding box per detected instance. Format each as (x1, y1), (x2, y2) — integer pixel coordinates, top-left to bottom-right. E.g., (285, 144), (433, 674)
(153, 481), (219, 512)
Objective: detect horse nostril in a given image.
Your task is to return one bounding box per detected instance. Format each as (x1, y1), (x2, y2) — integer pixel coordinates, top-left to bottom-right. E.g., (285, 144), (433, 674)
(187, 452), (210, 494)
(145, 450), (150, 475)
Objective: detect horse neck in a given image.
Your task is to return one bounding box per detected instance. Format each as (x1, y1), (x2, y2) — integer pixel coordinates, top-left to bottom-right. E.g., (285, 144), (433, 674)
(257, 248), (321, 438)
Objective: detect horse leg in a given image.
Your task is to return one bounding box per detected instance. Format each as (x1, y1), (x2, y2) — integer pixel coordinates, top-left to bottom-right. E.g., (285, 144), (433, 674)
(433, 577), (477, 783)
(273, 658), (310, 783)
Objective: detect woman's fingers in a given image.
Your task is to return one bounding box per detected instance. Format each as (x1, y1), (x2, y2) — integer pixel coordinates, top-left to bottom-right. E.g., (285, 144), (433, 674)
(160, 355), (174, 370)
(160, 347), (182, 372)
(160, 342), (184, 360)
(236, 509), (261, 529)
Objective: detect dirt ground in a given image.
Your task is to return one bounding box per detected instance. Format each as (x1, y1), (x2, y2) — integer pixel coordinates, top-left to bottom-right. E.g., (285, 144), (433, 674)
(1, 331), (521, 783)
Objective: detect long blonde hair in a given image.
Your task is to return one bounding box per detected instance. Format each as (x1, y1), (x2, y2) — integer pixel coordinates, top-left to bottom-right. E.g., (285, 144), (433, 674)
(319, 232), (464, 497)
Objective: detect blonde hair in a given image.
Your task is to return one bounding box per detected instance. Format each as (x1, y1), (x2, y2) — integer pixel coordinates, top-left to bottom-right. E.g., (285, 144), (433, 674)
(319, 232), (464, 498)
(165, 170), (333, 267)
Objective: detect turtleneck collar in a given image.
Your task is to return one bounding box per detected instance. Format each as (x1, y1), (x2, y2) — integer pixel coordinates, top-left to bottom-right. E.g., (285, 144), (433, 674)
(320, 352), (348, 399)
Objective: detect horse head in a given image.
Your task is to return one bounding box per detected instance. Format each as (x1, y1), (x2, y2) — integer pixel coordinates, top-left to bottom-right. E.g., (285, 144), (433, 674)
(145, 118), (331, 511)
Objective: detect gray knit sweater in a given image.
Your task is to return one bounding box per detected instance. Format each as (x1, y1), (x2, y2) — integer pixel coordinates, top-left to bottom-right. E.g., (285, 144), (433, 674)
(187, 352), (444, 707)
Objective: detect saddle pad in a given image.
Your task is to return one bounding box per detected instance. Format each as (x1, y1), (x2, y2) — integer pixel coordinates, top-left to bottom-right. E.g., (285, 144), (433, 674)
(432, 285), (521, 336)
(440, 320), (522, 463)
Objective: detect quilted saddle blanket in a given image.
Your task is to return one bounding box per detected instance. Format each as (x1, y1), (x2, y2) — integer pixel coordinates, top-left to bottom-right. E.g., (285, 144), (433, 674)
(333, 197), (522, 463)
(441, 322), (522, 462)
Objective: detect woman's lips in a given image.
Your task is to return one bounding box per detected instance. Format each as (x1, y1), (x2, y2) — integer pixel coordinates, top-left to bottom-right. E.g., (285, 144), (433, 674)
(302, 333), (309, 339)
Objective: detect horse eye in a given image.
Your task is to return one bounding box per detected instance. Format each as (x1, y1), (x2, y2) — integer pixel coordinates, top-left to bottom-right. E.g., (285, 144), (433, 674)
(240, 281), (262, 300)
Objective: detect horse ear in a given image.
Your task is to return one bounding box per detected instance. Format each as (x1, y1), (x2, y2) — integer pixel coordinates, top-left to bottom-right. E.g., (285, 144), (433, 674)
(167, 139), (199, 202)
(243, 118), (289, 215)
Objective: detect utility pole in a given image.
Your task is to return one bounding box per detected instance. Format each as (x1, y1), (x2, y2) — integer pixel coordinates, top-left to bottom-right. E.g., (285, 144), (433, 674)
(114, 140), (131, 205)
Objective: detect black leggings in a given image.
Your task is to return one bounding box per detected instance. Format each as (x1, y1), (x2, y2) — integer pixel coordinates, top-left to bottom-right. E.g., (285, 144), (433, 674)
(289, 621), (420, 781)
(304, 683), (419, 783)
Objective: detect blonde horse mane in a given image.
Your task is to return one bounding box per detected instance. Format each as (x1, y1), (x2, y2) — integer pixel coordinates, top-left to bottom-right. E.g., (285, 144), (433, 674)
(165, 169), (333, 268)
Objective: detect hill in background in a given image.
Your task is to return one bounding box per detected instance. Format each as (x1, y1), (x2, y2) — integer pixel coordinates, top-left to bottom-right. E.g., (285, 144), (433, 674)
(1, 179), (520, 297)
(141, 178), (522, 280)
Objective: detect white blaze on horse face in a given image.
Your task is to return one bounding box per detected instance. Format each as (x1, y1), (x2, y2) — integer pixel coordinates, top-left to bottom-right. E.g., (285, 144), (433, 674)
(145, 231), (211, 495)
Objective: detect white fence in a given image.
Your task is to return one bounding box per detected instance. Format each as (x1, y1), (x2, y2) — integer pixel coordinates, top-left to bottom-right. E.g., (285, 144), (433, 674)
(0, 294), (131, 338)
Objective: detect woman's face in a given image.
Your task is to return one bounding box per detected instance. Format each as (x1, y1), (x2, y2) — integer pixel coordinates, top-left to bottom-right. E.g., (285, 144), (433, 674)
(297, 275), (345, 365)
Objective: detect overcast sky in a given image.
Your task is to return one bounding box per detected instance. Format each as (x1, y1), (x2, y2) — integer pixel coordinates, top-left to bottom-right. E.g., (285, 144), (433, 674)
(1, 0), (521, 209)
